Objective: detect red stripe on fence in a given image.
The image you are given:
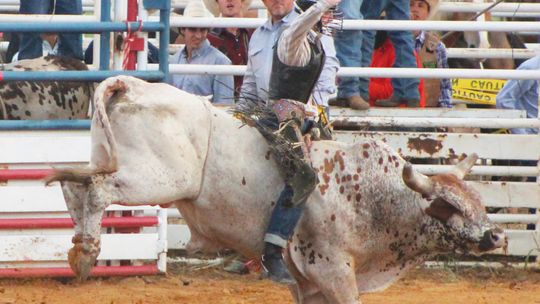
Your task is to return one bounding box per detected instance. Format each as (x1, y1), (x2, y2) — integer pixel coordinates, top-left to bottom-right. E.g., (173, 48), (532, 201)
(0, 216), (158, 229)
(0, 265), (159, 278)
(0, 169), (53, 181)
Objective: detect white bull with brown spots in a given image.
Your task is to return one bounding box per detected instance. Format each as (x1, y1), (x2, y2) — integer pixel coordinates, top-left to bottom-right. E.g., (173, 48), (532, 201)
(46, 76), (506, 304)
(0, 55), (93, 119)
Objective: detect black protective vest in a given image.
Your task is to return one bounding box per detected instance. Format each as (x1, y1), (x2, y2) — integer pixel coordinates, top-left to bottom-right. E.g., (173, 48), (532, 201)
(268, 33), (326, 103)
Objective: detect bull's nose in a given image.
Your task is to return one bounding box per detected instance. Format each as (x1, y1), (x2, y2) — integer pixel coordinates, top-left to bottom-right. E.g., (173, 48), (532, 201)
(479, 228), (507, 251)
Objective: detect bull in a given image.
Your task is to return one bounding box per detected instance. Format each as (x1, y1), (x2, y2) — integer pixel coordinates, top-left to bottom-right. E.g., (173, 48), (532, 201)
(46, 76), (506, 304)
(0, 55), (93, 119)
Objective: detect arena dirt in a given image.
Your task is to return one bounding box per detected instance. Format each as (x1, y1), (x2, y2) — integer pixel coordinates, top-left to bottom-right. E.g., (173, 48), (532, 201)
(0, 265), (539, 303)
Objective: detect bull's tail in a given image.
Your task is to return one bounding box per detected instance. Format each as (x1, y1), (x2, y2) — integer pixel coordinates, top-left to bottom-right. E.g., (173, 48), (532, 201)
(44, 167), (97, 185)
(91, 77), (127, 173)
(45, 77), (128, 185)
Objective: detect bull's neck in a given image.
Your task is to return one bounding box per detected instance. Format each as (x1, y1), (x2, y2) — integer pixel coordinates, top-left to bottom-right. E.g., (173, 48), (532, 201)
(379, 188), (450, 263)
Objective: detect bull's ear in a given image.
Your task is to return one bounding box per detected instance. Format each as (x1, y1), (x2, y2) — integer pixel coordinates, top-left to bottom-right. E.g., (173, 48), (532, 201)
(425, 198), (461, 223)
(402, 163), (434, 196)
(449, 153), (478, 179)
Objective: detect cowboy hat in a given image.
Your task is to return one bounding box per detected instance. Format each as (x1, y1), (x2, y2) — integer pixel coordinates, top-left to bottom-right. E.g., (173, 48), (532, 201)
(202, 0), (253, 17)
(183, 0), (215, 18)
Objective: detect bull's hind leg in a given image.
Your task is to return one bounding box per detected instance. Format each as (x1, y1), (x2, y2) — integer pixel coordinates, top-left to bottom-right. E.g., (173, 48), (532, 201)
(60, 182), (88, 277)
(75, 181), (111, 281)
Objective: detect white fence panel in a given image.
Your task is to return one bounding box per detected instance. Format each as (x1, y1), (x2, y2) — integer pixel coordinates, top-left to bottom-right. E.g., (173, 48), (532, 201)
(0, 234), (159, 262)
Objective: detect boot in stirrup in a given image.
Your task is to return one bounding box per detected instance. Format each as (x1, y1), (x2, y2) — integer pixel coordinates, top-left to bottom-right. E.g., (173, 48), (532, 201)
(261, 242), (296, 285)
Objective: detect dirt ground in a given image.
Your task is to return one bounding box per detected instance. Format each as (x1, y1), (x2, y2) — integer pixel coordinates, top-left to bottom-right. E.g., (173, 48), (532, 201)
(1, 264), (540, 304)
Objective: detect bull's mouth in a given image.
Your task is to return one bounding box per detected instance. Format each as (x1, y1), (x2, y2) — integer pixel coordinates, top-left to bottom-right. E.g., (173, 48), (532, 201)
(477, 229), (508, 253)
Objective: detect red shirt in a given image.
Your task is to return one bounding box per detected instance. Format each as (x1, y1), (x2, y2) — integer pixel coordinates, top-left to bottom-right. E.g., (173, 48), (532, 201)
(368, 38), (425, 107)
(207, 28), (253, 97)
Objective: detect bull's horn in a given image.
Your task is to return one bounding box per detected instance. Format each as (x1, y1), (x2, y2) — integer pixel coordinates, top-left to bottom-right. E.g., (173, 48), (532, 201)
(449, 153), (478, 180)
(402, 163), (434, 196)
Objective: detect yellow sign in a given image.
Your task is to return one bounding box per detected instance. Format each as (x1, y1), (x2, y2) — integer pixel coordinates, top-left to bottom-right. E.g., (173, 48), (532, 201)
(452, 78), (507, 105)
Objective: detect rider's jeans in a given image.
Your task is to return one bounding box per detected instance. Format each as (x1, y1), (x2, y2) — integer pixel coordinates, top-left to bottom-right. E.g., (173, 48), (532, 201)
(264, 184), (304, 248)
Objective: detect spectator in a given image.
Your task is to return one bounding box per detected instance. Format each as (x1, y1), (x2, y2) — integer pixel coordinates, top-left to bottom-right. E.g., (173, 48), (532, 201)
(240, 0), (339, 109)
(329, 0), (370, 110)
(169, 0), (234, 104)
(11, 32), (58, 62)
(204, 0), (254, 98)
(18, 0), (83, 61)
(410, 0), (452, 108)
(361, 0), (421, 107)
(496, 54), (539, 229)
(496, 54), (539, 135)
(83, 40), (160, 65)
(368, 30), (426, 107)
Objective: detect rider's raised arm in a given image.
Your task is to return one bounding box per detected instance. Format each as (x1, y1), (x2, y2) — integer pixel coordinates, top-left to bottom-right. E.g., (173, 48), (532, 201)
(276, 0), (335, 67)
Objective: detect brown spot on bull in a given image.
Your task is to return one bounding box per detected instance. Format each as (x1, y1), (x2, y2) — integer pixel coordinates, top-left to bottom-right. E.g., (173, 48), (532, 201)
(384, 166), (388, 173)
(353, 174), (359, 181)
(333, 151), (345, 171)
(362, 143), (370, 149)
(319, 184), (329, 195)
(330, 214), (336, 221)
(324, 158), (335, 173)
(363, 150), (369, 158)
(335, 173), (340, 184)
(241, 177), (246, 185)
(346, 174), (352, 181)
(308, 250), (316, 264)
(354, 184), (359, 191)
(407, 136), (443, 156)
(355, 193), (361, 202)
(322, 173), (330, 184)
(378, 157), (383, 165)
(265, 151), (271, 160)
(339, 186), (345, 194)
(347, 194), (351, 201)
(356, 168), (361, 173)
(324, 149), (329, 154)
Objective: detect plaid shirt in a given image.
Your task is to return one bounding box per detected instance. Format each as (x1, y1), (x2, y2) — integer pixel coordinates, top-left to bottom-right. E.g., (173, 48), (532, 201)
(208, 28), (253, 97)
(415, 31), (453, 108)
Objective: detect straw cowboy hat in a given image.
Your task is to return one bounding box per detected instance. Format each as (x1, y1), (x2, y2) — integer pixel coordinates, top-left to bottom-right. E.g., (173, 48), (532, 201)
(183, 0), (215, 18)
(202, 0), (253, 17)
(424, 0), (439, 12)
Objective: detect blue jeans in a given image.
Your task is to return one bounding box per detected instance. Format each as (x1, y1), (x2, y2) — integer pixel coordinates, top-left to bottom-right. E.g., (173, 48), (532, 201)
(19, 0), (83, 60)
(360, 0), (420, 100)
(334, 0), (364, 99)
(265, 184), (305, 247)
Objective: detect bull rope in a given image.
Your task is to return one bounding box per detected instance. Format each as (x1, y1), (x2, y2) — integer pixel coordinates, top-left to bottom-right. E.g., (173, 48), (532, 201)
(193, 98), (214, 201)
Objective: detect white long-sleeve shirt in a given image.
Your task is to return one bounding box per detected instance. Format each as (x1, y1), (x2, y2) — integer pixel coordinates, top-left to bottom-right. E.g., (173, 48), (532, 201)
(240, 0), (338, 106)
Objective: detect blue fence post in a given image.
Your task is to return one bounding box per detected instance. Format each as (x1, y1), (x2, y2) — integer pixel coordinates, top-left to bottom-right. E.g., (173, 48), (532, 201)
(144, 0), (171, 83)
(100, 0), (112, 71)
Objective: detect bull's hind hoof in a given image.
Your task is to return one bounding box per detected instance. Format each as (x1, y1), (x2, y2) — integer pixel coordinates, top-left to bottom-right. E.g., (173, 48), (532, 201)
(68, 245), (96, 282)
(76, 254), (97, 282)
